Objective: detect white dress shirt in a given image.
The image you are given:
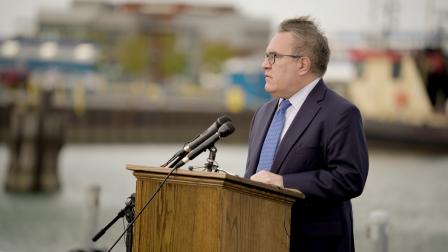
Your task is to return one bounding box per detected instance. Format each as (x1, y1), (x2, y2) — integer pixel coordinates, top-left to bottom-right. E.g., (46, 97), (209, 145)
(279, 78), (321, 140)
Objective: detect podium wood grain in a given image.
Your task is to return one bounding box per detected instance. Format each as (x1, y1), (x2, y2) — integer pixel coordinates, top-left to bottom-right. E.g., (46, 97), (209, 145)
(127, 165), (304, 252)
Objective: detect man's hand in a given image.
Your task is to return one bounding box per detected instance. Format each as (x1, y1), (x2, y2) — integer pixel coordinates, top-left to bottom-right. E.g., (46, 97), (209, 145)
(250, 171), (284, 187)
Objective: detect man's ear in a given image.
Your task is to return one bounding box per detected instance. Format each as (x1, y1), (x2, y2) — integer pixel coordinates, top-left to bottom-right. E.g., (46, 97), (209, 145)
(297, 56), (312, 75)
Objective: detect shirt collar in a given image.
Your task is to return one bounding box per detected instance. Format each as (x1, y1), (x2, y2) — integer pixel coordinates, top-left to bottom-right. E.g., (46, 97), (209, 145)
(279, 77), (321, 109)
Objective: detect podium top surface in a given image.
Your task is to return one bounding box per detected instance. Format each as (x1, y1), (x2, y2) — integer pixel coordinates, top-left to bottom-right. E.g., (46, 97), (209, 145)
(127, 164), (305, 200)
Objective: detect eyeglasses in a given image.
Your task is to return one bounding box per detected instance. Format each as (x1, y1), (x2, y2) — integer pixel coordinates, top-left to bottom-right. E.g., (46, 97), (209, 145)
(265, 52), (302, 65)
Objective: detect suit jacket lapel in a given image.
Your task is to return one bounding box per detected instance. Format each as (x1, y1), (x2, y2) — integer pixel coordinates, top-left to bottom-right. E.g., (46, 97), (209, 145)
(270, 80), (327, 174)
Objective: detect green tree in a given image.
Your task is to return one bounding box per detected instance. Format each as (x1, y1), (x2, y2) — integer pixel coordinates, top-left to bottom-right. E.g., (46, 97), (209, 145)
(116, 34), (150, 76)
(201, 42), (234, 73)
(158, 35), (187, 78)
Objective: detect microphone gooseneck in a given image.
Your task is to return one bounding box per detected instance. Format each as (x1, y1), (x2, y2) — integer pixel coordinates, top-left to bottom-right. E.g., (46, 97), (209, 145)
(174, 121), (235, 168)
(161, 115), (232, 168)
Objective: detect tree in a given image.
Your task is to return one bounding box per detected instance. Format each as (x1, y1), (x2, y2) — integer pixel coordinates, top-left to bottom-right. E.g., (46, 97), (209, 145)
(201, 42), (234, 73)
(116, 34), (150, 77)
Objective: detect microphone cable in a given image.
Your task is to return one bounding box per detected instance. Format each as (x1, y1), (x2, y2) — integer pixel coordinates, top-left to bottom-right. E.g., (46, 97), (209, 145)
(105, 166), (178, 251)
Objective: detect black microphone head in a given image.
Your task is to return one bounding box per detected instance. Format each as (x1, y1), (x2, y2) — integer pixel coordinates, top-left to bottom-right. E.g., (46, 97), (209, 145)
(206, 115), (232, 133)
(216, 115), (232, 127)
(218, 122), (235, 138)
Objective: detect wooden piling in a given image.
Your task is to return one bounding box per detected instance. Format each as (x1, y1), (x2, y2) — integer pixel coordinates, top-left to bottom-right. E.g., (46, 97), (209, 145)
(5, 89), (64, 192)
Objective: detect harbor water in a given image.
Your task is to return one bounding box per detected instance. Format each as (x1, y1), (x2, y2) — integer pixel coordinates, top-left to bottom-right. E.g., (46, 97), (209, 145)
(0, 143), (448, 252)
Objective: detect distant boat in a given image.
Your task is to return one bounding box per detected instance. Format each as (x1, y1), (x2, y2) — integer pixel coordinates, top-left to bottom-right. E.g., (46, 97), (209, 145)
(333, 49), (448, 149)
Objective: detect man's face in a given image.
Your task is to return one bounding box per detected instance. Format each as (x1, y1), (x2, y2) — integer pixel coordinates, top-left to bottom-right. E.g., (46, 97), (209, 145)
(262, 32), (304, 98)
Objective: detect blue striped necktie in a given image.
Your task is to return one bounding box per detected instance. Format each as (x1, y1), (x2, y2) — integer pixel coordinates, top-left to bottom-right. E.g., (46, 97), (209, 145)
(256, 99), (291, 172)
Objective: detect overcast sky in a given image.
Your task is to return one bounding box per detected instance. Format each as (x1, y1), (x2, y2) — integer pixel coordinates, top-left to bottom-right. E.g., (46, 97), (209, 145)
(1, 0), (447, 38)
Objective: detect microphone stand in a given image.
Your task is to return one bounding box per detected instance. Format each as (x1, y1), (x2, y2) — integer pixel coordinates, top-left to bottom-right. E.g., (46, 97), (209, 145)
(100, 166), (179, 251)
(204, 145), (218, 172)
(124, 195), (135, 252)
(92, 194), (135, 251)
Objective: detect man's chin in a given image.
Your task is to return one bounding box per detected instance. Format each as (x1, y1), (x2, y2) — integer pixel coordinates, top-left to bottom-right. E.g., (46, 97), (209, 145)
(264, 84), (275, 94)
(265, 87), (281, 98)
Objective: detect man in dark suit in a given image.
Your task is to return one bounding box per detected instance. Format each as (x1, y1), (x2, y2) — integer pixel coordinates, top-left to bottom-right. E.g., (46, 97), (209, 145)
(244, 17), (369, 252)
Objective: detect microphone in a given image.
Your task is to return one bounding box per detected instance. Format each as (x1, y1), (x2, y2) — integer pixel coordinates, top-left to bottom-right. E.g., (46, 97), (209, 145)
(174, 122), (235, 168)
(163, 115), (232, 167)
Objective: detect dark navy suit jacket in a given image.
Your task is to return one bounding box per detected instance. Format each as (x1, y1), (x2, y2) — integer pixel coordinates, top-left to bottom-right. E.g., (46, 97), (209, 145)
(244, 80), (369, 252)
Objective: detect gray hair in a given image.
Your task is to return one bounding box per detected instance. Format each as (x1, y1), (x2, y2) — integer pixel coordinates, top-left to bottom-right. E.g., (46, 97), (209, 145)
(279, 16), (330, 76)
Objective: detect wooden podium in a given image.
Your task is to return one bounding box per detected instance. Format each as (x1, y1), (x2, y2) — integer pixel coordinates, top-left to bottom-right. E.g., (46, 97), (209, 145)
(127, 165), (304, 252)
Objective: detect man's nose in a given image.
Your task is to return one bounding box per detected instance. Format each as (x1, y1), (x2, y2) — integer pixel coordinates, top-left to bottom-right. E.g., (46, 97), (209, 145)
(261, 58), (271, 69)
